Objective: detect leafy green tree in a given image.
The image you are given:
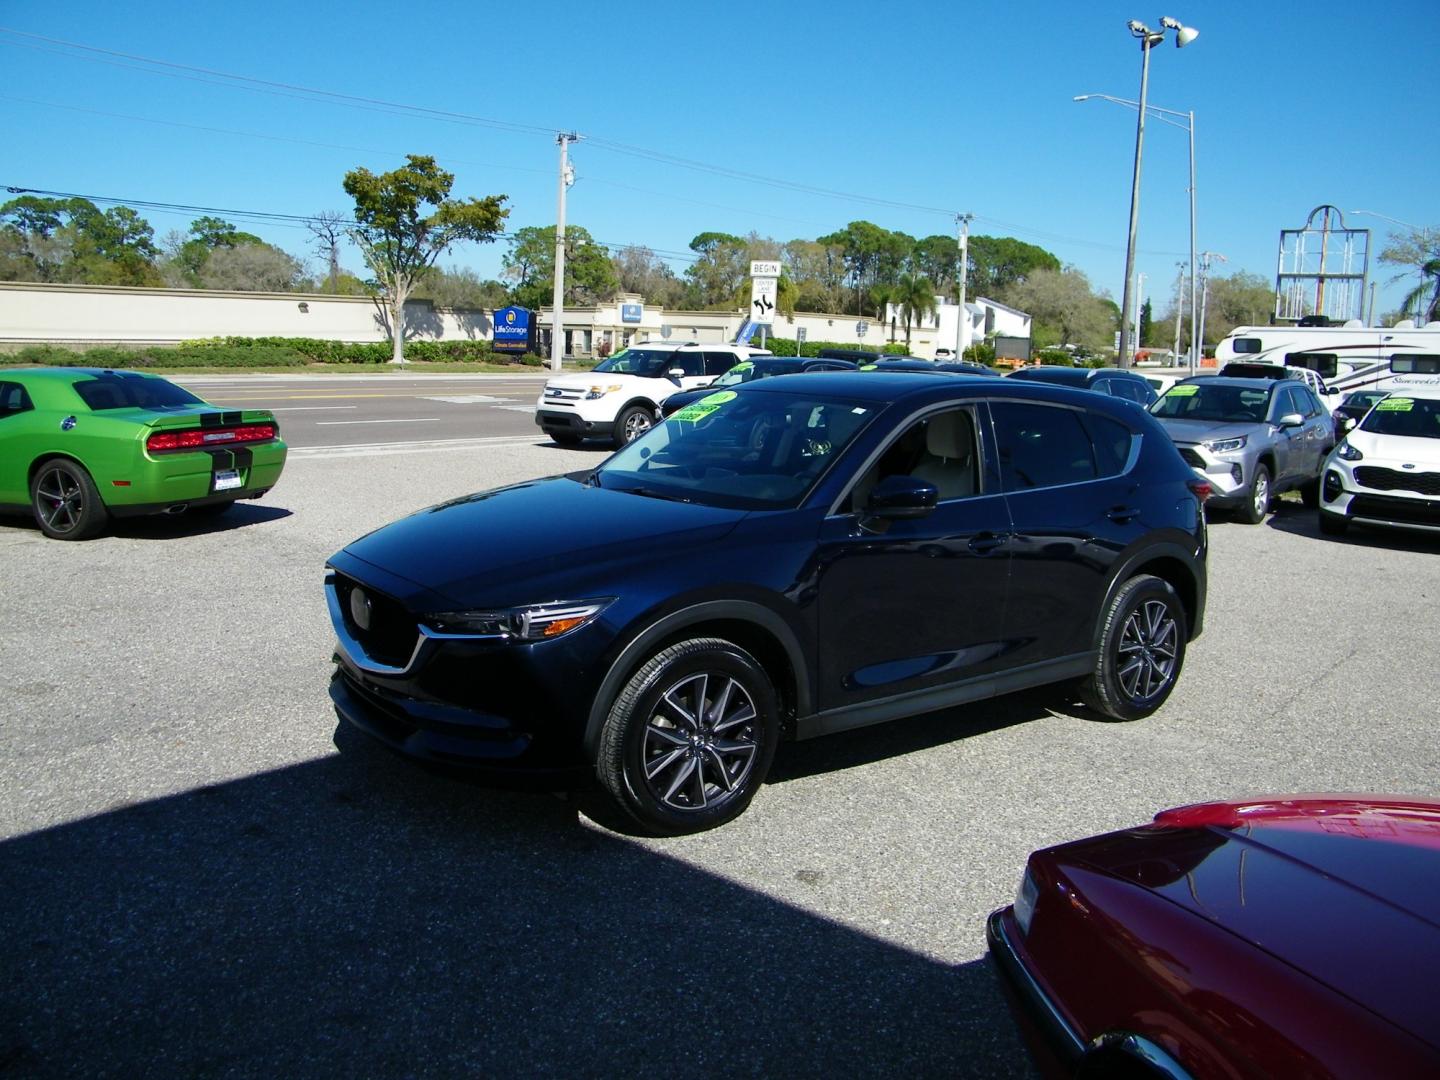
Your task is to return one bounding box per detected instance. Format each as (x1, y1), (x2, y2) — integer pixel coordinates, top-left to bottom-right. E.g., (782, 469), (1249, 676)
(913, 234), (960, 296)
(1009, 267), (1117, 349)
(1203, 271), (1276, 344)
(412, 265), (511, 310)
(0, 195), (161, 285)
(684, 231), (749, 308)
(782, 238), (846, 312)
(344, 154), (509, 363)
(200, 243), (307, 292)
(611, 245), (687, 307)
(1379, 227), (1440, 322)
(895, 273), (937, 348)
(1139, 298), (1153, 346)
(966, 236), (1061, 302)
(818, 220), (900, 314)
(501, 224), (617, 311)
(164, 216), (265, 286)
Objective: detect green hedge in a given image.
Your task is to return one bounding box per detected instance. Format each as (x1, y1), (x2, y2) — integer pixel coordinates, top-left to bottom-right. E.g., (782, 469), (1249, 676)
(3, 336), (510, 369)
(758, 337), (911, 358)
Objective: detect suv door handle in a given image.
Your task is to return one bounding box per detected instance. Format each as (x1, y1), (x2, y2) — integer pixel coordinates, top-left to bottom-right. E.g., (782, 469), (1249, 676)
(968, 532), (1006, 555)
(1107, 506), (1140, 524)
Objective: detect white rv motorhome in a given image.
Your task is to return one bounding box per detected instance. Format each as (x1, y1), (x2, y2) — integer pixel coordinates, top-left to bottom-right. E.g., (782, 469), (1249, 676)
(1215, 320), (1440, 397)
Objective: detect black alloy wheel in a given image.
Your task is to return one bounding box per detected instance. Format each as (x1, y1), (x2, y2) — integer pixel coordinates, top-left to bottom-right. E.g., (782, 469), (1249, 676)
(614, 405), (654, 447)
(598, 637), (780, 835)
(31, 458), (108, 541)
(1080, 574), (1187, 722)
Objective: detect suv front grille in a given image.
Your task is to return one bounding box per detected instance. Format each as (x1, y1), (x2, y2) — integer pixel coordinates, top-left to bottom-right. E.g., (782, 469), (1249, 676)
(543, 386), (586, 403)
(1354, 467), (1440, 496)
(333, 572), (420, 667)
(1178, 447), (1205, 468)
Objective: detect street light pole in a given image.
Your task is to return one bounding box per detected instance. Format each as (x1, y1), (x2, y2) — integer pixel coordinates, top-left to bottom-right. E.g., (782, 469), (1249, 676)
(550, 131), (578, 373)
(1112, 17), (1198, 369)
(955, 212), (973, 357)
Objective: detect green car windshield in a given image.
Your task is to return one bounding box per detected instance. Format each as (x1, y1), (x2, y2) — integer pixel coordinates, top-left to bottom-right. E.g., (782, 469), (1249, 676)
(598, 390), (875, 510)
(73, 374), (205, 412)
(1359, 396), (1440, 439)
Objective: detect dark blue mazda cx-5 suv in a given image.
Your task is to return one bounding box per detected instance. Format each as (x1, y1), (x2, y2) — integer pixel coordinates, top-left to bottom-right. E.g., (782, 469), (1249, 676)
(326, 373), (1208, 834)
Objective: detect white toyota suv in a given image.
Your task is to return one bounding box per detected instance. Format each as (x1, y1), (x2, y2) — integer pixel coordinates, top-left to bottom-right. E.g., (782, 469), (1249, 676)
(535, 342), (772, 447)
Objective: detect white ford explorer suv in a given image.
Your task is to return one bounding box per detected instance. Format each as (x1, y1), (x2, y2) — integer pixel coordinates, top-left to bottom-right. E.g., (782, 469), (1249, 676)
(535, 342), (772, 447)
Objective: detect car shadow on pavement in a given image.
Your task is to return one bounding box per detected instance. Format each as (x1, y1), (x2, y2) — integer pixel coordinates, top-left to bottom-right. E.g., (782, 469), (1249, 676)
(113, 502), (294, 539)
(1264, 502), (1440, 554)
(0, 730), (1032, 1079)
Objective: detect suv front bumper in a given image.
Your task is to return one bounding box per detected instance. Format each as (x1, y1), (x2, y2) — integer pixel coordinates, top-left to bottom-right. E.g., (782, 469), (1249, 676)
(535, 409), (615, 440)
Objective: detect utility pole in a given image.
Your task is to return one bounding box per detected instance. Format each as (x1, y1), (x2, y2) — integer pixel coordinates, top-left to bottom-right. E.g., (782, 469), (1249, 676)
(550, 132), (579, 372)
(954, 212), (973, 357)
(1133, 271), (1147, 352)
(1196, 250), (1227, 361)
(1172, 261), (1187, 369)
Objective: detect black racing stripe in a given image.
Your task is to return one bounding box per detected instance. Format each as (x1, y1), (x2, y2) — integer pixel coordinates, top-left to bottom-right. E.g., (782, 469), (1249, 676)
(232, 447), (253, 469)
(199, 412), (222, 428)
(222, 411), (242, 426)
(202, 448), (236, 469)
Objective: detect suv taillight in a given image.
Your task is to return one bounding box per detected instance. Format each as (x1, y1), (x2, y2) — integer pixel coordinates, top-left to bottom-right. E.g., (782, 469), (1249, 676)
(1187, 479), (1213, 501)
(147, 423), (277, 453)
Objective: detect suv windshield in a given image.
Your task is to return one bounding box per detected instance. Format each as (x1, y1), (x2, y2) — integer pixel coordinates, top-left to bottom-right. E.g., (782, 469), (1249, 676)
(597, 389), (876, 509)
(1359, 396), (1440, 439)
(1152, 383), (1271, 423)
(592, 348), (676, 378)
(74, 375), (204, 411)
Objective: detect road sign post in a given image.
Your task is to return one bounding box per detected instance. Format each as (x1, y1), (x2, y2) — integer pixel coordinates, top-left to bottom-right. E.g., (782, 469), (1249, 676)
(796, 327), (807, 356)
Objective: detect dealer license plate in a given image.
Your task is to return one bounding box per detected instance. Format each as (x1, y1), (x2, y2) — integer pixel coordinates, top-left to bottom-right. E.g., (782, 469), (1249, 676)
(213, 470), (242, 492)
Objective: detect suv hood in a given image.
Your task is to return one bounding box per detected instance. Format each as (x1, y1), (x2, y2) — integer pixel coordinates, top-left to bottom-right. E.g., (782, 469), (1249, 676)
(1154, 417), (1262, 444)
(1344, 429), (1440, 467)
(330, 475), (744, 608)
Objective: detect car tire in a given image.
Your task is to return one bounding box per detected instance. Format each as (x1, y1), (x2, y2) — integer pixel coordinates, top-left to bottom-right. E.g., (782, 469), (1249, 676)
(1300, 477), (1320, 509)
(597, 637), (780, 835)
(30, 458), (108, 541)
(550, 432), (583, 447)
(1238, 463), (1271, 524)
(614, 406), (654, 448)
(1080, 574), (1187, 722)
(1319, 510), (1349, 536)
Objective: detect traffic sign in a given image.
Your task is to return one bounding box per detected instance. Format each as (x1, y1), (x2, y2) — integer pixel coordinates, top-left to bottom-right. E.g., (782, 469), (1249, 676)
(749, 260), (781, 279)
(796, 327), (807, 346)
(856, 320), (869, 338)
(661, 324), (672, 339)
(750, 277), (777, 326)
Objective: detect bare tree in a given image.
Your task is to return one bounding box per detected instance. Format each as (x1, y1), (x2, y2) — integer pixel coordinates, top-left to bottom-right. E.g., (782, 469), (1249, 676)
(306, 211), (349, 293)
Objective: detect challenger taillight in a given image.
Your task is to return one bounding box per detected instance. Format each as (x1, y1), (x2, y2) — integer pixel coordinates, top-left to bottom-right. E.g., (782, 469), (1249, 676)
(146, 423), (276, 453)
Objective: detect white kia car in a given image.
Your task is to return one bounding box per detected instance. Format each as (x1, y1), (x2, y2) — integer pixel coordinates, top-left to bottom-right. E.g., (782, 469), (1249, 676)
(535, 342), (771, 448)
(1319, 386), (1440, 536)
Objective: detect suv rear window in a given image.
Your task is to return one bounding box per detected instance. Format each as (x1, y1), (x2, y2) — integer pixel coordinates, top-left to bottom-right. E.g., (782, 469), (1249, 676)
(73, 375), (204, 411)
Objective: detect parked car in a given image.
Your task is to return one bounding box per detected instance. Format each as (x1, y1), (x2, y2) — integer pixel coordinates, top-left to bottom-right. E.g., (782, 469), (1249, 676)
(1319, 387), (1440, 536)
(1142, 372), (1183, 397)
(1150, 376), (1335, 523)
(1332, 388), (1392, 429)
(0, 368), (286, 540)
(1005, 366), (1158, 407)
(659, 356), (857, 418)
(534, 342), (772, 448)
(327, 372), (1207, 834)
(989, 794), (1440, 1079)
(1218, 359), (1331, 400)
(861, 358), (1001, 377)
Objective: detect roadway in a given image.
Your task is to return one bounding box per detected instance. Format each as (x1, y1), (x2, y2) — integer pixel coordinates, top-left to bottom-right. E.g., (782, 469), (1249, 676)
(175, 371), (560, 451)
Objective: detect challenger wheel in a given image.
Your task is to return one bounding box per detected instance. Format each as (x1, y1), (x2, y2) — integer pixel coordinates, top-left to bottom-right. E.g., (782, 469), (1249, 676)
(1080, 575), (1187, 722)
(31, 459), (108, 541)
(598, 638), (780, 835)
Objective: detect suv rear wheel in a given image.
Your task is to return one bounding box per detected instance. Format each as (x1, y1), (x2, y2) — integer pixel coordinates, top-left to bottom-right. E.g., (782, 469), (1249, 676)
(598, 637), (780, 835)
(1081, 575), (1187, 722)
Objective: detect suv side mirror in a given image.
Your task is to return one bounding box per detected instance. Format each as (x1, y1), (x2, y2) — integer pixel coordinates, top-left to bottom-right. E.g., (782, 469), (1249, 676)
(865, 475), (938, 521)
(667, 367), (686, 381)
(1339, 416), (1357, 432)
(1277, 412), (1305, 428)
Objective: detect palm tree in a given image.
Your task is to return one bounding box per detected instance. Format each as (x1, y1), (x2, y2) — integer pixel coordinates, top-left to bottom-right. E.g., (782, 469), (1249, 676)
(895, 273), (937, 349)
(1399, 257), (1440, 323)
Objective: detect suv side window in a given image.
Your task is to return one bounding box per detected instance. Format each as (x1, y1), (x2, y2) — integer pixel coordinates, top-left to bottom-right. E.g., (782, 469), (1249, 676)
(1296, 386), (1323, 418)
(847, 406), (981, 510)
(673, 352), (706, 378)
(1274, 386), (1302, 420)
(702, 351), (737, 377)
(1080, 412), (1136, 477)
(0, 381), (33, 419)
(992, 401), (1097, 491)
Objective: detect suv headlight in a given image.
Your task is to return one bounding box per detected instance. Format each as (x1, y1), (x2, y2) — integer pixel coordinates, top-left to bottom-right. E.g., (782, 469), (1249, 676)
(1203, 435), (1247, 454)
(584, 384), (624, 400)
(1335, 441), (1363, 461)
(425, 599), (613, 640)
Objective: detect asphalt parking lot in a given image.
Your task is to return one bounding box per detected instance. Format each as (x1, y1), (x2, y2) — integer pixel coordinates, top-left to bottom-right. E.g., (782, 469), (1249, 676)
(3, 435), (1438, 1078)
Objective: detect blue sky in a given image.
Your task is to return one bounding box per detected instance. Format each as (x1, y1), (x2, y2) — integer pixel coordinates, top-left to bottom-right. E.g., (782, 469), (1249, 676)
(3, 0), (1435, 317)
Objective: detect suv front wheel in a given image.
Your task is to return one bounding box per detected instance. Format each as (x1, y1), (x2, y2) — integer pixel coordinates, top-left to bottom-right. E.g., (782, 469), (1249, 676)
(598, 637), (780, 834)
(1080, 575), (1188, 722)
(614, 405), (655, 447)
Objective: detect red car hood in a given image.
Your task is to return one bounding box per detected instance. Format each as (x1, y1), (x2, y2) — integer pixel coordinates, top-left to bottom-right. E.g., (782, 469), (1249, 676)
(1069, 795), (1440, 1047)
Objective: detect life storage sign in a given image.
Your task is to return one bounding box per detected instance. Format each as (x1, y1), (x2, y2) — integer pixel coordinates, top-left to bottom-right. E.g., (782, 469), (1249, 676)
(493, 306), (537, 353)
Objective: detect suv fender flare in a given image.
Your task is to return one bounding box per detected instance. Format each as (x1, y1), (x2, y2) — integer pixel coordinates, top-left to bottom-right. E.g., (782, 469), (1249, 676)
(617, 396), (662, 419)
(1096, 540), (1204, 644)
(582, 598), (809, 756)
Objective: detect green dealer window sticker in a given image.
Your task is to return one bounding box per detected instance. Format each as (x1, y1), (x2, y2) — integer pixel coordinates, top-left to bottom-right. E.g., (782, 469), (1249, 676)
(1376, 397), (1414, 411)
(1166, 384), (1199, 397)
(672, 390), (736, 423)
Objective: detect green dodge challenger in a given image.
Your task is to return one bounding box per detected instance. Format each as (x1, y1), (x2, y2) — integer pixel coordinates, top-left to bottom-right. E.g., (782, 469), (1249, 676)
(0, 368), (287, 540)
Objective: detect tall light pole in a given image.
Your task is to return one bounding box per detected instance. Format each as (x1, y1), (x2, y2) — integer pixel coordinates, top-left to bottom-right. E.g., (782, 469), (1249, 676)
(1196, 250), (1226, 358)
(1134, 271), (1147, 349)
(550, 131), (579, 372)
(1076, 92), (1198, 373)
(1112, 16), (1198, 369)
(954, 212), (973, 357)
(1172, 260), (1187, 365)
